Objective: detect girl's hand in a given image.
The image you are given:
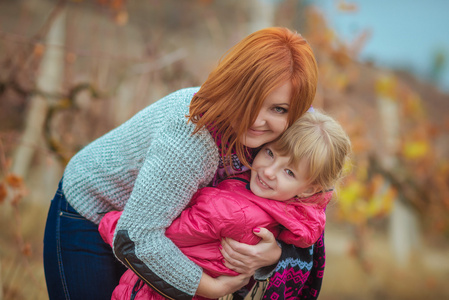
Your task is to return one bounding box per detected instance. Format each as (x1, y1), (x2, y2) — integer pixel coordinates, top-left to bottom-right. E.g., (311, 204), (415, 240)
(196, 272), (251, 298)
(220, 227), (281, 274)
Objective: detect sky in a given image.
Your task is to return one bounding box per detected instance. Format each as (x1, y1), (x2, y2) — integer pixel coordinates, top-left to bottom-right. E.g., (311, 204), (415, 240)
(312, 0), (449, 92)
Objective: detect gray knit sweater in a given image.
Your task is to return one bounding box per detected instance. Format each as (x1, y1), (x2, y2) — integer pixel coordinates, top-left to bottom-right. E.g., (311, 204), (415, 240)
(62, 87), (219, 296)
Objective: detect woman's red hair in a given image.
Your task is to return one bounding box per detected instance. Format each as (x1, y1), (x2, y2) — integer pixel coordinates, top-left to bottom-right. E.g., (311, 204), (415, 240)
(189, 27), (318, 167)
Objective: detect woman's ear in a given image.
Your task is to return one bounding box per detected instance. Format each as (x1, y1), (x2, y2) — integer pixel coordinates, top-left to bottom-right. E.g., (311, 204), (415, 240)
(296, 185), (321, 198)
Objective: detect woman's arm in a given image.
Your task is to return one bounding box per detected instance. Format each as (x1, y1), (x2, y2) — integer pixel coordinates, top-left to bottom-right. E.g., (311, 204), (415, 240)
(114, 118), (219, 299)
(220, 227), (281, 274)
(101, 191), (251, 298)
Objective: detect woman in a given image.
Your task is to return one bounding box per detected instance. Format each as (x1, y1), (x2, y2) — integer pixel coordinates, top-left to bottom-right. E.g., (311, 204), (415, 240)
(43, 27), (319, 299)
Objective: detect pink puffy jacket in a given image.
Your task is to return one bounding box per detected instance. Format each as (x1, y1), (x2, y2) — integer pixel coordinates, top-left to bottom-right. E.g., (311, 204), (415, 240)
(99, 173), (331, 300)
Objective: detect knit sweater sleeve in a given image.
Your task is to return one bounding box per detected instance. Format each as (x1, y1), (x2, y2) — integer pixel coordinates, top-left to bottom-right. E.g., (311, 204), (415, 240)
(113, 117), (219, 299)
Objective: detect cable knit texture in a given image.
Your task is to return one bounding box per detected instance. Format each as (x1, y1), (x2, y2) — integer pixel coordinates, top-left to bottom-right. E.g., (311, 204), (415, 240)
(62, 87), (219, 296)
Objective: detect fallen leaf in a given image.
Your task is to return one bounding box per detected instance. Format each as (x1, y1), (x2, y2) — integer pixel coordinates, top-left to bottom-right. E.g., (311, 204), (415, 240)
(6, 174), (23, 188)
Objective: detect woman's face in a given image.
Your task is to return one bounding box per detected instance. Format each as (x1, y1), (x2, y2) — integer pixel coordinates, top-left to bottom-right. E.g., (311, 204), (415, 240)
(240, 81), (292, 148)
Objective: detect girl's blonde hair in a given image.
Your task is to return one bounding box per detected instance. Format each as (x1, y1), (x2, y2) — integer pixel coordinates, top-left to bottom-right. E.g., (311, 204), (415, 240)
(189, 27), (318, 167)
(271, 111), (351, 191)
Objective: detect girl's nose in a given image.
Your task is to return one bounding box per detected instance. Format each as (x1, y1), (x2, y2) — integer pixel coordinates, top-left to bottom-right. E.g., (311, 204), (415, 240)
(263, 166), (276, 180)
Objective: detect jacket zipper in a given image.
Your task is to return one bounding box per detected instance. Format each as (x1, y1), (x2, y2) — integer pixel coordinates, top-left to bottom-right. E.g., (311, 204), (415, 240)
(130, 279), (144, 300)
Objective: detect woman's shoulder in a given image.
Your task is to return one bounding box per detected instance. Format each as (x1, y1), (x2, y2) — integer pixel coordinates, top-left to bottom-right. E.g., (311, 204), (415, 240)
(137, 87), (199, 128)
(170, 86), (201, 99)
(145, 87), (218, 167)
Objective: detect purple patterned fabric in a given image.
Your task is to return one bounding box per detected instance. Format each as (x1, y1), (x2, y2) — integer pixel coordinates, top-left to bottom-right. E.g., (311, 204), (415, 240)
(208, 125), (253, 186)
(259, 232), (325, 299)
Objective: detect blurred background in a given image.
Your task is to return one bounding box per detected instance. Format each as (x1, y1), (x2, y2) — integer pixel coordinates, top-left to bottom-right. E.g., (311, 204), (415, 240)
(0, 0), (448, 299)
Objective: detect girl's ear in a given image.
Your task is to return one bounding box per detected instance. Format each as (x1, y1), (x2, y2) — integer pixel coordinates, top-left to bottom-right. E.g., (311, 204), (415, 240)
(296, 185), (321, 198)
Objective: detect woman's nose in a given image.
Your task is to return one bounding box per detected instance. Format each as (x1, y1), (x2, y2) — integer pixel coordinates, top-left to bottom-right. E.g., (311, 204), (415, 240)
(252, 110), (266, 127)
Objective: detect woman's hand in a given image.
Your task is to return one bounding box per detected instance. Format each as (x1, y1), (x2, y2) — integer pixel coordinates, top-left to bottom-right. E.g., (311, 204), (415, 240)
(196, 272), (251, 298)
(220, 227), (281, 274)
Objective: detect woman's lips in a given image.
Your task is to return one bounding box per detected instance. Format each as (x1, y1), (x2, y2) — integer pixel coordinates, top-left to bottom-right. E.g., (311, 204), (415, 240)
(248, 128), (267, 136)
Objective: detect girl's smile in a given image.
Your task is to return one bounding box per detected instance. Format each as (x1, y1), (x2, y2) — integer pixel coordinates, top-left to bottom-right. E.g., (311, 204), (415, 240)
(250, 145), (320, 201)
(256, 174), (272, 190)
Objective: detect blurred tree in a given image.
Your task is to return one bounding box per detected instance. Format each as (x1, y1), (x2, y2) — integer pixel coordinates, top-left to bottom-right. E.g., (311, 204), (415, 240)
(376, 74), (420, 266)
(304, 6), (449, 269)
(247, 0), (283, 34)
(12, 1), (66, 184)
(430, 48), (446, 83)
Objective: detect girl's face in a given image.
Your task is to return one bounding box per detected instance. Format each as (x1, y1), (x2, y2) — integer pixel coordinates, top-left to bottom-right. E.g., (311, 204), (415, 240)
(239, 81), (292, 148)
(250, 144), (319, 201)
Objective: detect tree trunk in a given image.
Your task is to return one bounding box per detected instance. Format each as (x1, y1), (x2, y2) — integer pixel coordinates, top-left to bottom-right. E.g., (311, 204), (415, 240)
(247, 0), (281, 34)
(389, 198), (420, 266)
(12, 5), (67, 180)
(376, 75), (420, 266)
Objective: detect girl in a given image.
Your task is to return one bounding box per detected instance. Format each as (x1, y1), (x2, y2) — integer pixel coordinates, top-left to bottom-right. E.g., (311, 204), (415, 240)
(99, 111), (352, 300)
(43, 27), (318, 299)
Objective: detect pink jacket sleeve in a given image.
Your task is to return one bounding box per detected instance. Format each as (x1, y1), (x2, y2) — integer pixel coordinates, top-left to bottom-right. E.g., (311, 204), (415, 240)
(98, 211), (122, 247)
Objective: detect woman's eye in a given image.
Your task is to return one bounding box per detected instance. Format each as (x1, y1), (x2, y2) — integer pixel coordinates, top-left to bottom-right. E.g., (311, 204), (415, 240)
(286, 169), (295, 177)
(273, 107), (287, 114)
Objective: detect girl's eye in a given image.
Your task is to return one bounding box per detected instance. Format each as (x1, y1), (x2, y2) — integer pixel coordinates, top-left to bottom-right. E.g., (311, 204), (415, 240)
(266, 148), (274, 157)
(273, 106), (288, 114)
(286, 169), (295, 177)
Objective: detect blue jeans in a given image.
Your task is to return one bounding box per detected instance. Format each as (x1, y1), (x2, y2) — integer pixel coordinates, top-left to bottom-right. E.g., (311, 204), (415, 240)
(43, 180), (127, 300)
